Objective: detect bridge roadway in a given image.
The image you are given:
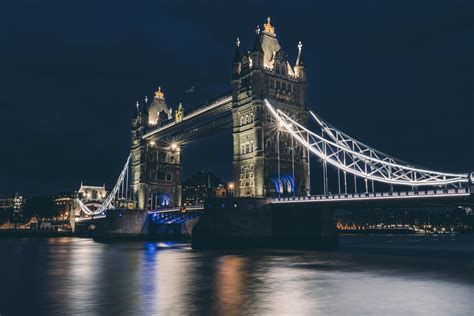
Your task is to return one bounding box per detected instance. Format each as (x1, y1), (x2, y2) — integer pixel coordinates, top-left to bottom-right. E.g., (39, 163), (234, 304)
(272, 187), (473, 208)
(74, 205), (204, 223)
(142, 94), (232, 142)
(76, 187), (471, 224)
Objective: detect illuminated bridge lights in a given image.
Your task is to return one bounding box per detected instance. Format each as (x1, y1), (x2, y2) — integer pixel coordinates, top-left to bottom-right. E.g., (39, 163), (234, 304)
(264, 99), (470, 188)
(272, 187), (471, 204)
(77, 154), (132, 216)
(142, 95), (232, 139)
(150, 210), (203, 225)
(76, 97), (471, 220)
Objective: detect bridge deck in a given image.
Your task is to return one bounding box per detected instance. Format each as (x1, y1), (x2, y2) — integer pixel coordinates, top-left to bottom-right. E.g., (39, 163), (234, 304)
(142, 95), (232, 141)
(272, 188), (471, 204)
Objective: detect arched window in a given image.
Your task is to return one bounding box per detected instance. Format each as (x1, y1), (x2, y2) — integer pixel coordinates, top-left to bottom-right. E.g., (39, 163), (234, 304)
(245, 143), (250, 154)
(250, 140), (254, 152)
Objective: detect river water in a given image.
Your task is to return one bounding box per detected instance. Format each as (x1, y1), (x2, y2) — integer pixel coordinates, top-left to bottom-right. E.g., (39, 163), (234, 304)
(0, 234), (472, 315)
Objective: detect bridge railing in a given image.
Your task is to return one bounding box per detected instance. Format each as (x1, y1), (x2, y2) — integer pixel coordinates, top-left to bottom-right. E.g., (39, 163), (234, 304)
(272, 187), (471, 203)
(148, 204), (204, 213)
(142, 94), (232, 139)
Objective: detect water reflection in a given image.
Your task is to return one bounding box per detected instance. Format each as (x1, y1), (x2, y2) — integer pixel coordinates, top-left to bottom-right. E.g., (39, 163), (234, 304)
(214, 256), (246, 315)
(0, 235), (472, 315)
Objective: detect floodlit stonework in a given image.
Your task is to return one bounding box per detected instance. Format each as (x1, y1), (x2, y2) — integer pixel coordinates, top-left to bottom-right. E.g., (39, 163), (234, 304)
(231, 18), (309, 197)
(130, 17), (310, 208)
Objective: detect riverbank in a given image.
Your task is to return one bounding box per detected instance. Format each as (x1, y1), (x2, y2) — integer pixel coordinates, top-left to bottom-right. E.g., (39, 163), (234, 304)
(0, 229), (74, 238)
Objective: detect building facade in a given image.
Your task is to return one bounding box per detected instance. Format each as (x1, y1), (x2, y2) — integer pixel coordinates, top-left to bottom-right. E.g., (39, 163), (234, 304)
(231, 18), (309, 197)
(53, 192), (77, 220)
(130, 17), (310, 209)
(0, 192), (23, 221)
(130, 89), (182, 209)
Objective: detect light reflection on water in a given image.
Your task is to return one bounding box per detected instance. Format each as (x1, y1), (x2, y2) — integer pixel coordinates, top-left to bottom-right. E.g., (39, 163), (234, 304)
(0, 235), (473, 315)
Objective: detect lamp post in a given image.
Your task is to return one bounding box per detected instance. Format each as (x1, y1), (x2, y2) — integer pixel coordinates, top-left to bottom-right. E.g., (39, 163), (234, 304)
(277, 128), (281, 197)
(291, 134), (295, 197)
(228, 182), (235, 197)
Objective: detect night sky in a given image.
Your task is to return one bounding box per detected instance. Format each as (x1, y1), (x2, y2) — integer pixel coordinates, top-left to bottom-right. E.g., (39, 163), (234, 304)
(1, 0), (473, 197)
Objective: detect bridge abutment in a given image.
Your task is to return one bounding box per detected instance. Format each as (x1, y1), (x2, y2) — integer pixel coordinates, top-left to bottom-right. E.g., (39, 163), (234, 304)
(192, 197), (338, 250)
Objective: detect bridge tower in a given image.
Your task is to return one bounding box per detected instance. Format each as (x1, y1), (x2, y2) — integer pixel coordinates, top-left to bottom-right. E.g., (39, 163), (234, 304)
(130, 88), (182, 209)
(232, 17), (310, 197)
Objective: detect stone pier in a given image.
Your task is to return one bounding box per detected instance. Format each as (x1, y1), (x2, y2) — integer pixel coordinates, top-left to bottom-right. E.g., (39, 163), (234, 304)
(192, 197), (338, 250)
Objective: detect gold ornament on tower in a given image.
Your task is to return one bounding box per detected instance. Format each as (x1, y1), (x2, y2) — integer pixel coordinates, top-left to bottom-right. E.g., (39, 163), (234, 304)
(175, 103), (184, 123)
(154, 86), (165, 100)
(263, 17), (275, 35)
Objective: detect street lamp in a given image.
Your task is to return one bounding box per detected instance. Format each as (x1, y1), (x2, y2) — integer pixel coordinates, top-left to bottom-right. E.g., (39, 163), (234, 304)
(228, 182), (235, 197)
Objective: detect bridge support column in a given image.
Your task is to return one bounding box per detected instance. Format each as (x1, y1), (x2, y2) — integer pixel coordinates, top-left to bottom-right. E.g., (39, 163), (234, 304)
(192, 198), (338, 250)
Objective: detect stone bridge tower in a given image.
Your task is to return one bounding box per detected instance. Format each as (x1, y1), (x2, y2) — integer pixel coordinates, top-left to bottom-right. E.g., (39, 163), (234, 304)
(130, 87), (182, 209)
(232, 17), (310, 197)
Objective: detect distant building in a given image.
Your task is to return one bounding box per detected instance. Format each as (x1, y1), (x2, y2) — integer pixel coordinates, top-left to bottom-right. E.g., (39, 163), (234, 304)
(73, 183), (108, 217)
(182, 171), (224, 206)
(214, 184), (228, 198)
(335, 206), (474, 233)
(77, 183), (107, 201)
(0, 192), (23, 221)
(0, 197), (13, 210)
(53, 192), (77, 220)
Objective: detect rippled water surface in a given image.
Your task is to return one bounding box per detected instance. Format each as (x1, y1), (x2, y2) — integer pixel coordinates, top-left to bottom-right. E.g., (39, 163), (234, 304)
(0, 234), (473, 315)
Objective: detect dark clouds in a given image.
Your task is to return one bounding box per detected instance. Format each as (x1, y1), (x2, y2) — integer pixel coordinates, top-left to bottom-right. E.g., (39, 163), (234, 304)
(0, 0), (472, 196)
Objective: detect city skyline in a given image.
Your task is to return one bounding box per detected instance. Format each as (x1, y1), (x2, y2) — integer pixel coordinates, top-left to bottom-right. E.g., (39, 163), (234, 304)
(1, 0), (473, 196)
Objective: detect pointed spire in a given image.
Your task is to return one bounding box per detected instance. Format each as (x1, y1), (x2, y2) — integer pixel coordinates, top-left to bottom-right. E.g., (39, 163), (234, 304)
(133, 100), (140, 117)
(295, 41), (304, 66)
(252, 26), (263, 53)
(144, 95), (148, 104)
(233, 37), (241, 63)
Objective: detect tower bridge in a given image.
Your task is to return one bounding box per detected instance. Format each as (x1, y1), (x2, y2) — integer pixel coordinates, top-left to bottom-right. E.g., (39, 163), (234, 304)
(73, 17), (473, 243)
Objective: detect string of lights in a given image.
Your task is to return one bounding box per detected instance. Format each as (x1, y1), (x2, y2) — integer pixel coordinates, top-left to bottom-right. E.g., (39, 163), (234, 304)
(77, 154), (131, 216)
(264, 99), (469, 187)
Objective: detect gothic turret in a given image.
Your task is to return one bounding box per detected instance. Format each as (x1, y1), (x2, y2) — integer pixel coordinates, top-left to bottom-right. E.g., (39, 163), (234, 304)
(147, 86), (172, 126)
(241, 50), (251, 75)
(251, 25), (264, 69)
(232, 38), (241, 79)
(133, 101), (140, 119)
(132, 98), (147, 139)
(231, 17), (309, 198)
(294, 41), (306, 81)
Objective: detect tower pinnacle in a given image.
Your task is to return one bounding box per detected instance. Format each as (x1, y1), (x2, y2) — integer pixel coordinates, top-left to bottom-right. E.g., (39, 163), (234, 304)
(263, 17), (275, 35)
(154, 86), (165, 100)
(296, 41), (304, 67)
